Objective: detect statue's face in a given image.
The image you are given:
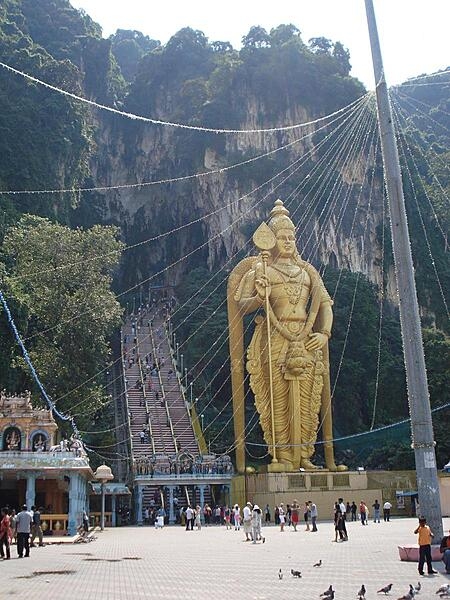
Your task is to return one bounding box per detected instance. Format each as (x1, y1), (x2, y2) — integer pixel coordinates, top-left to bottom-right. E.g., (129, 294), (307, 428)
(275, 228), (296, 257)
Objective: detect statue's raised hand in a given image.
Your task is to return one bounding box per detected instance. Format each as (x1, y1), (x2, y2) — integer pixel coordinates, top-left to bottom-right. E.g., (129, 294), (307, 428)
(305, 332), (328, 351)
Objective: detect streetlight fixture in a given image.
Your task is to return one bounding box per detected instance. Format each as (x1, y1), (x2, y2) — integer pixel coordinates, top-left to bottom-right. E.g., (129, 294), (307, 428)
(200, 413), (204, 432)
(94, 464), (113, 531)
(184, 368), (188, 389)
(180, 354), (184, 375)
(190, 382), (193, 405)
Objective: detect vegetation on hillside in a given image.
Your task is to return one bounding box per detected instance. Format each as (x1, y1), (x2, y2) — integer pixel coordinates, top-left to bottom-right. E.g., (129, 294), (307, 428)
(0, 215), (123, 432)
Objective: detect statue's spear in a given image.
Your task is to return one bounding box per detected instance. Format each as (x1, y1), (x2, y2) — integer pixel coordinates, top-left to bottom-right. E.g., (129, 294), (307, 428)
(253, 222), (278, 464)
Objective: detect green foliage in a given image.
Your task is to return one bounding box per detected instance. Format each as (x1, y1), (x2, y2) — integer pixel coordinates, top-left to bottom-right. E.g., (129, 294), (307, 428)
(0, 215), (124, 432)
(241, 26), (271, 49)
(366, 442), (415, 470)
(423, 328), (450, 467)
(110, 29), (160, 82)
(324, 269), (408, 435)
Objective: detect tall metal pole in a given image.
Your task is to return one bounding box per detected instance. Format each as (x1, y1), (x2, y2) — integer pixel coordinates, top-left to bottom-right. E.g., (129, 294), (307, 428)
(365, 0), (442, 538)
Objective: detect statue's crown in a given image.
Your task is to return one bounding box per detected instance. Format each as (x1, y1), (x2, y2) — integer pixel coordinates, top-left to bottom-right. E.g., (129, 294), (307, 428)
(268, 199), (295, 233)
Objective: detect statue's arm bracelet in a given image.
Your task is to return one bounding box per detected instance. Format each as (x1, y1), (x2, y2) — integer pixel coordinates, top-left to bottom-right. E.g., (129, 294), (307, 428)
(319, 329), (331, 338)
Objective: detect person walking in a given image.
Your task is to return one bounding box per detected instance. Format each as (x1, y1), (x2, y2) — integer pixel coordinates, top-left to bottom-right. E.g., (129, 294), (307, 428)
(310, 501), (318, 532)
(203, 504), (212, 526)
(251, 505), (265, 544)
(278, 503), (286, 532)
(414, 516), (438, 576)
(185, 506), (194, 531)
(0, 508), (11, 559)
(439, 528), (450, 574)
(274, 505), (280, 526)
(286, 504), (292, 528)
(195, 506), (202, 530)
(372, 499), (381, 523)
(243, 502), (253, 541)
(224, 505), (232, 530)
(351, 501), (357, 521)
(82, 510), (89, 533)
(302, 501), (310, 532)
(8, 509), (16, 546)
(264, 504), (271, 524)
(15, 505), (32, 558)
(338, 498), (348, 539)
(30, 506), (43, 547)
(383, 500), (392, 522)
(359, 501), (368, 525)
(290, 500), (299, 532)
(334, 507), (346, 542)
(233, 504), (241, 530)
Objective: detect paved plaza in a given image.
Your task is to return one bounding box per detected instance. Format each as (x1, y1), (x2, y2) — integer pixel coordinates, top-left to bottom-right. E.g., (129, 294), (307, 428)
(2, 517), (449, 599)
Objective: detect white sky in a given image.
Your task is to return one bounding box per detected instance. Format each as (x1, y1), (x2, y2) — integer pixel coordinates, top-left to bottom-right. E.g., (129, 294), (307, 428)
(69, 0), (450, 90)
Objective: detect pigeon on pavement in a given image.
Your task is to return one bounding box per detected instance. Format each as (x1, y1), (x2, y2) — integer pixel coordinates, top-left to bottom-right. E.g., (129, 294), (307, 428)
(320, 585), (334, 598)
(436, 585), (450, 595)
(278, 569), (283, 580)
(357, 584), (366, 599)
(291, 568), (302, 578)
(314, 559), (322, 567)
(414, 583), (421, 594)
(378, 584), (393, 594)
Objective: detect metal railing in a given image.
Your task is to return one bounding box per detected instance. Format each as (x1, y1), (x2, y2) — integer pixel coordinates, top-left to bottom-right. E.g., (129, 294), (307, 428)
(149, 324), (178, 454)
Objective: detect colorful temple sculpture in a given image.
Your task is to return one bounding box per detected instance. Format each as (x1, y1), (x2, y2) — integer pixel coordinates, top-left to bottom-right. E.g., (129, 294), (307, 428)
(0, 391), (93, 536)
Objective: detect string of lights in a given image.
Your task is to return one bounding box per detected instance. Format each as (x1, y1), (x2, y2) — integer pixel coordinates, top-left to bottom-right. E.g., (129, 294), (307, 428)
(0, 60), (368, 136)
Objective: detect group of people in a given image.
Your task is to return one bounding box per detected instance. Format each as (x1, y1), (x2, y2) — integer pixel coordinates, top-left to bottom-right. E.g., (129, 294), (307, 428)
(229, 502), (264, 544)
(0, 505), (44, 560)
(332, 498), (393, 541)
(271, 500), (318, 532)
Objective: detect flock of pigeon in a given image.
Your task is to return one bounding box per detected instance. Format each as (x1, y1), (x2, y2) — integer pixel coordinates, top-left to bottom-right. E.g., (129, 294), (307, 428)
(277, 562), (450, 599)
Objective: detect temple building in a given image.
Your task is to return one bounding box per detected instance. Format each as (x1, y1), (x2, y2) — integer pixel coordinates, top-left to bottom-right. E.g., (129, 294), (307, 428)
(0, 391), (93, 535)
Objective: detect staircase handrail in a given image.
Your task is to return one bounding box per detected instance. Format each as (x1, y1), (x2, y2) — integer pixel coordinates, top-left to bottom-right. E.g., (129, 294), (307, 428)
(166, 323), (205, 455)
(149, 324), (178, 454)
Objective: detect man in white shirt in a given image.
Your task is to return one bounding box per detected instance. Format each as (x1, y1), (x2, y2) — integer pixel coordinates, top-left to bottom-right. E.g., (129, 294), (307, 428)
(15, 505), (32, 558)
(185, 506), (194, 531)
(338, 498), (348, 540)
(383, 501), (392, 522)
(310, 501), (318, 532)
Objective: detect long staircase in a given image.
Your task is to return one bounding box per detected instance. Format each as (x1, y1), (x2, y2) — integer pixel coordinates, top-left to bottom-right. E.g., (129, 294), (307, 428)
(121, 300), (209, 517)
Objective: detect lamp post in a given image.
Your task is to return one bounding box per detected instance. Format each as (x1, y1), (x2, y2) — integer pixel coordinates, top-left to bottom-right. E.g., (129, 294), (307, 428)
(184, 368), (188, 389)
(176, 342), (180, 365)
(190, 382), (193, 405)
(180, 354), (184, 375)
(94, 464), (113, 531)
(200, 413), (204, 432)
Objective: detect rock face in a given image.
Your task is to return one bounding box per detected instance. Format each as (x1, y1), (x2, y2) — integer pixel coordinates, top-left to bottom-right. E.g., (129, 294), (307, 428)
(91, 94), (389, 296)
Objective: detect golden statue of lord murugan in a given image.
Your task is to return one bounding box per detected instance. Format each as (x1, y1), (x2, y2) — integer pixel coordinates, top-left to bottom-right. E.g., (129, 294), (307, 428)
(228, 199), (346, 473)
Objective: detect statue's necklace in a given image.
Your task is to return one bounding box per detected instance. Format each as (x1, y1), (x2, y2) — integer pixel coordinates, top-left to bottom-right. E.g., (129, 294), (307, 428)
(271, 264), (304, 305)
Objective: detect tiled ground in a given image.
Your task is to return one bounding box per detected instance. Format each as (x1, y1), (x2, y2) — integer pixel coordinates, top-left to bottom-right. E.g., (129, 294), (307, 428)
(3, 517), (449, 599)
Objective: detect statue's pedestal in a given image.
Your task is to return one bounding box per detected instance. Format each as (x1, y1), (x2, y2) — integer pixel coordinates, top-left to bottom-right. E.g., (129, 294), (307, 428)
(267, 461), (292, 473)
(230, 469), (438, 519)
